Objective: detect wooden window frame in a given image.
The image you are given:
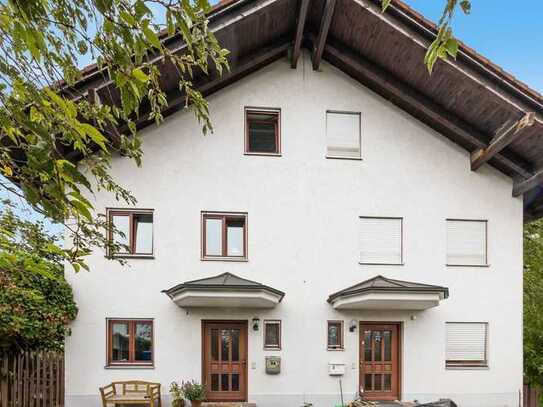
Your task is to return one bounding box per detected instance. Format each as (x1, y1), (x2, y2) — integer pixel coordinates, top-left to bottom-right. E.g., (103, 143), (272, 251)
(201, 211), (248, 261)
(445, 322), (489, 369)
(106, 319), (154, 367)
(359, 216), (404, 266)
(244, 107), (281, 156)
(107, 208), (154, 258)
(446, 219), (489, 267)
(327, 320), (344, 351)
(263, 320), (282, 350)
(325, 110), (362, 160)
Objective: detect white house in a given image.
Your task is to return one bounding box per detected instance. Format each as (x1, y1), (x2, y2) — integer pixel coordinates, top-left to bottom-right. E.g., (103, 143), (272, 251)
(64, 0), (543, 406)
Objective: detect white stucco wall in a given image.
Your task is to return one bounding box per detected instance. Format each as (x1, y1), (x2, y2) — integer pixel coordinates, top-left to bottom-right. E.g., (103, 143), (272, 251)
(64, 51), (524, 407)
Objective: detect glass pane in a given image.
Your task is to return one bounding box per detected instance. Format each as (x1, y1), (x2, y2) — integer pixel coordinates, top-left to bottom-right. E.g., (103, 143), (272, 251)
(248, 120), (277, 153)
(328, 323), (340, 347)
(226, 219), (244, 256)
(111, 215), (130, 253)
(364, 330), (372, 361)
(211, 374), (219, 391)
(374, 374), (382, 391)
(364, 374), (373, 391)
(231, 374), (239, 391)
(265, 323), (280, 348)
(134, 213), (153, 254)
(221, 329), (230, 361)
(231, 329), (240, 362)
(211, 329), (219, 361)
(221, 374), (229, 391)
(134, 323), (152, 361)
(373, 331), (382, 361)
(205, 218), (222, 256)
(111, 323), (129, 361)
(384, 374), (391, 391)
(383, 330), (391, 361)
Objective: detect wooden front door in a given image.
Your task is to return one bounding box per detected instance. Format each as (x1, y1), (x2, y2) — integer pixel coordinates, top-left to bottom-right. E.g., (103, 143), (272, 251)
(360, 323), (400, 401)
(202, 321), (248, 402)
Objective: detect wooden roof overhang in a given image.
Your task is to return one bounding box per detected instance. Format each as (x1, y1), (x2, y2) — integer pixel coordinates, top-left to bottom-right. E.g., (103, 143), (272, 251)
(61, 0), (543, 220)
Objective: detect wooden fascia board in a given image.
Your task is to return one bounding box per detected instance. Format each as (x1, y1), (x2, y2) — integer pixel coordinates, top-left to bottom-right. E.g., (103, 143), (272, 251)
(514, 169), (543, 197)
(291, 0), (310, 69)
(312, 0), (337, 70)
(471, 112), (536, 171)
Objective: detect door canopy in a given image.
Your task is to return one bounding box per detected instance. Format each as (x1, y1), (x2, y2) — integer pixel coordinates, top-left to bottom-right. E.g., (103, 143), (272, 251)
(327, 275), (448, 310)
(163, 272), (285, 308)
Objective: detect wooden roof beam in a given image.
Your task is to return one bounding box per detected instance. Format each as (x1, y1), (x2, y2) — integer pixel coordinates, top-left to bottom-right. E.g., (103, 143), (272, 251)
(291, 0), (310, 69)
(471, 112), (535, 171)
(514, 169), (543, 197)
(313, 0), (336, 70)
(322, 41), (533, 179)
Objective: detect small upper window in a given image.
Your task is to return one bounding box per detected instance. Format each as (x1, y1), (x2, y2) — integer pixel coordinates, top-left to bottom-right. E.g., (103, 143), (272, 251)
(202, 212), (247, 260)
(108, 209), (154, 257)
(326, 111), (361, 159)
(446, 219), (488, 266)
(107, 319), (153, 366)
(245, 108), (280, 155)
(359, 217), (403, 265)
(264, 320), (281, 350)
(446, 322), (488, 368)
(327, 321), (344, 350)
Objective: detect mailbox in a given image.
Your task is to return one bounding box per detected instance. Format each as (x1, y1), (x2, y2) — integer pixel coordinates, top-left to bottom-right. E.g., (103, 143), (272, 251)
(328, 363), (345, 376)
(265, 356), (281, 374)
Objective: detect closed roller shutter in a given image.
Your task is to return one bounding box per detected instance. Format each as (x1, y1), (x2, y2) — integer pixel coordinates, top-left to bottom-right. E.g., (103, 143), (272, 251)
(446, 322), (488, 366)
(446, 220), (487, 265)
(359, 217), (402, 264)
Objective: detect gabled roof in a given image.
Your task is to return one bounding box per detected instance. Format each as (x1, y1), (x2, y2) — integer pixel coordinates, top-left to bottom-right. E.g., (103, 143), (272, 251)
(327, 275), (449, 303)
(162, 272), (285, 299)
(64, 0), (543, 220)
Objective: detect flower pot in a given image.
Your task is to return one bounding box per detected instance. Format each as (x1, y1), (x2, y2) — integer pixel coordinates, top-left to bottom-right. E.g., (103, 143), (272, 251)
(190, 401), (202, 407)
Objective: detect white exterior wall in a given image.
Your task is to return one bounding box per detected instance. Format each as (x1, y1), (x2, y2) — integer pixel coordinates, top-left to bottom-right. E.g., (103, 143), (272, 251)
(65, 51), (524, 407)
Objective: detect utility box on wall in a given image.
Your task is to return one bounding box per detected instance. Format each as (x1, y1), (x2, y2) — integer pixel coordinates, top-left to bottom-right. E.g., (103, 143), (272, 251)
(265, 356), (281, 374)
(328, 363), (345, 376)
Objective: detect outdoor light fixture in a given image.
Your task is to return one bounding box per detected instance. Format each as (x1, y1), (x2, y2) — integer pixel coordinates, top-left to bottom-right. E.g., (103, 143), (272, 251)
(252, 317), (260, 331)
(349, 320), (357, 332)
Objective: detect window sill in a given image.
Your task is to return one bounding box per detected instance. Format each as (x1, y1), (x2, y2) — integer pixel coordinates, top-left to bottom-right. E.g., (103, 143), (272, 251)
(359, 262), (405, 266)
(106, 254), (155, 260)
(445, 365), (489, 371)
(244, 152), (282, 157)
(201, 257), (248, 262)
(325, 155), (362, 161)
(327, 348), (345, 352)
(264, 347), (281, 351)
(446, 264), (490, 268)
(105, 364), (154, 370)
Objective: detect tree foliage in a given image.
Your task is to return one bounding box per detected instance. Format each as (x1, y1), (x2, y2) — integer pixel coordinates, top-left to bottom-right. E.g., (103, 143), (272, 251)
(524, 219), (543, 386)
(0, 0), (229, 271)
(0, 201), (78, 351)
(382, 0), (471, 73)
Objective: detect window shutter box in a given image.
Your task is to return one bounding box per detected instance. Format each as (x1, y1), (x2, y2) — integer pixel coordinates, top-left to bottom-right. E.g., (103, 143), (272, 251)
(446, 220), (487, 265)
(359, 217), (402, 264)
(446, 322), (487, 363)
(326, 111), (361, 159)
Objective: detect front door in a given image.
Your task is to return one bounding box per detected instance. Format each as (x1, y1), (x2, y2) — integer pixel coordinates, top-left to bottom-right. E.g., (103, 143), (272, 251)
(360, 323), (400, 401)
(202, 321), (248, 402)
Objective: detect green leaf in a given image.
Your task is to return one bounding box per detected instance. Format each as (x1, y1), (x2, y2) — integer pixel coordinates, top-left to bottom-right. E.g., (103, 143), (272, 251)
(131, 68), (149, 83)
(445, 38), (459, 58)
(78, 123), (108, 151)
(381, 0), (392, 11)
(143, 26), (161, 49)
(120, 10), (136, 27)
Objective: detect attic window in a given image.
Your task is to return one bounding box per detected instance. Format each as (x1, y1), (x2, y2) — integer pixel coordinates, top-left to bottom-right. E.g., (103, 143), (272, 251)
(245, 108), (281, 155)
(326, 111), (361, 159)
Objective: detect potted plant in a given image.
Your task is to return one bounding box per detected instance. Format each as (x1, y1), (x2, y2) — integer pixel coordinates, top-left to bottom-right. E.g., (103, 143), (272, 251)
(169, 382), (185, 407)
(176, 380), (206, 407)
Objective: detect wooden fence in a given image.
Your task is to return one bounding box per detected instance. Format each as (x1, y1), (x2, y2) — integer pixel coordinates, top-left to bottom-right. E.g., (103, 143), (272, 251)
(0, 351), (64, 407)
(524, 384), (542, 407)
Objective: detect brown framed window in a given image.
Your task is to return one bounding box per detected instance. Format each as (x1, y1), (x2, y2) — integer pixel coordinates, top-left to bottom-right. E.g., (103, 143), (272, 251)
(202, 212), (248, 260)
(446, 322), (488, 368)
(327, 321), (344, 350)
(264, 320), (281, 350)
(107, 319), (153, 366)
(107, 209), (154, 257)
(245, 108), (281, 155)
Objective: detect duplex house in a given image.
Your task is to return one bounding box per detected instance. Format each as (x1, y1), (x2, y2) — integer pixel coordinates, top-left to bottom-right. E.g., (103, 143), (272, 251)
(64, 0), (543, 406)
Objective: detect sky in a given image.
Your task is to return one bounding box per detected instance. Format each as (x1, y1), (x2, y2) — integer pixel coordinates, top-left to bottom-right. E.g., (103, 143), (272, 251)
(2, 0), (542, 234)
(403, 0), (543, 93)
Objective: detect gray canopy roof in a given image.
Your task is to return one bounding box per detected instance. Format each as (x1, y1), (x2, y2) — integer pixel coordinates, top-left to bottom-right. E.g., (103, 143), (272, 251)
(327, 275), (449, 303)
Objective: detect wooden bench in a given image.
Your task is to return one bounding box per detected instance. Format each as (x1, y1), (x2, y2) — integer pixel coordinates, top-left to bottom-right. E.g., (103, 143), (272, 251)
(100, 380), (161, 407)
